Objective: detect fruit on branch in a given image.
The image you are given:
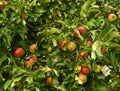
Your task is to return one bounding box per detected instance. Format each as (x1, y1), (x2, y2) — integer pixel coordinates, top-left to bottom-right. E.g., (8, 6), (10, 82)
(14, 47), (25, 57)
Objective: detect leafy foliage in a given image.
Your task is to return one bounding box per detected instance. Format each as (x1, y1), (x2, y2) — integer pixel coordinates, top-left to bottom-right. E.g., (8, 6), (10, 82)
(0, 0), (120, 91)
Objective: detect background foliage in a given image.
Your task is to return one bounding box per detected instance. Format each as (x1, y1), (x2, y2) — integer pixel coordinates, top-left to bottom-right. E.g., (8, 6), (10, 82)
(0, 0), (120, 91)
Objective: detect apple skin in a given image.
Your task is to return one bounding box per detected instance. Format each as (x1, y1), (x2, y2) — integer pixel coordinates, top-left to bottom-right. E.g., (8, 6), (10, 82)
(46, 77), (52, 84)
(87, 40), (93, 47)
(94, 65), (101, 73)
(81, 67), (89, 74)
(75, 65), (81, 71)
(67, 41), (76, 51)
(29, 43), (37, 53)
(108, 14), (117, 22)
(0, 5), (3, 10)
(30, 54), (37, 61)
(101, 47), (107, 54)
(4, 0), (9, 5)
(77, 26), (86, 35)
(25, 58), (34, 67)
(79, 52), (88, 59)
(73, 30), (80, 38)
(60, 40), (67, 51)
(14, 47), (25, 57)
(78, 73), (87, 82)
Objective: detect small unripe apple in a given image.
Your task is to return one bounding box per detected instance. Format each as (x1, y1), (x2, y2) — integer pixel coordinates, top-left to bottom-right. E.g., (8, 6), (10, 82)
(108, 13), (117, 22)
(47, 46), (52, 52)
(95, 65), (101, 73)
(75, 65), (82, 71)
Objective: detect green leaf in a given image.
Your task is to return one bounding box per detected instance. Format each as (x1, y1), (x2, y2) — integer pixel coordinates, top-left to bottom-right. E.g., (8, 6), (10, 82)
(0, 54), (7, 65)
(49, 49), (60, 56)
(39, 0), (50, 3)
(48, 28), (61, 34)
(94, 85), (107, 91)
(16, 25), (27, 40)
(2, 27), (12, 47)
(4, 79), (12, 90)
(52, 76), (59, 85)
(110, 53), (119, 73)
(92, 40), (104, 57)
(31, 0), (37, 6)
(13, 76), (23, 82)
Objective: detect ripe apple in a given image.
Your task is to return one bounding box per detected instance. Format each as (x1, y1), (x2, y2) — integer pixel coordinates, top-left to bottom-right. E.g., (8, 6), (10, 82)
(30, 54), (37, 61)
(77, 26), (86, 35)
(46, 77), (52, 84)
(101, 47), (107, 54)
(73, 30), (84, 40)
(108, 13), (117, 22)
(67, 41), (76, 51)
(25, 58), (34, 67)
(14, 47), (25, 57)
(78, 73), (87, 83)
(4, 0), (9, 5)
(0, 5), (3, 10)
(79, 52), (88, 59)
(81, 67), (89, 74)
(60, 40), (67, 51)
(87, 40), (93, 47)
(29, 43), (37, 53)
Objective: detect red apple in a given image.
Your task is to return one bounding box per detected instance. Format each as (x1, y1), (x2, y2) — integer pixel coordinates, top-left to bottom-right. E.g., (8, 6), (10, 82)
(108, 13), (117, 22)
(29, 43), (37, 53)
(87, 40), (93, 47)
(79, 52), (88, 59)
(46, 77), (52, 84)
(25, 58), (34, 67)
(60, 40), (67, 51)
(30, 54), (37, 61)
(81, 67), (89, 74)
(14, 47), (25, 57)
(77, 26), (86, 35)
(73, 30), (84, 40)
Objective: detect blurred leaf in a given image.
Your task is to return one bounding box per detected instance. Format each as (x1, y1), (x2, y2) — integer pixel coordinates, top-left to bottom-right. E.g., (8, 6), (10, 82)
(94, 85), (107, 91)
(4, 79), (12, 90)
(0, 54), (7, 65)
